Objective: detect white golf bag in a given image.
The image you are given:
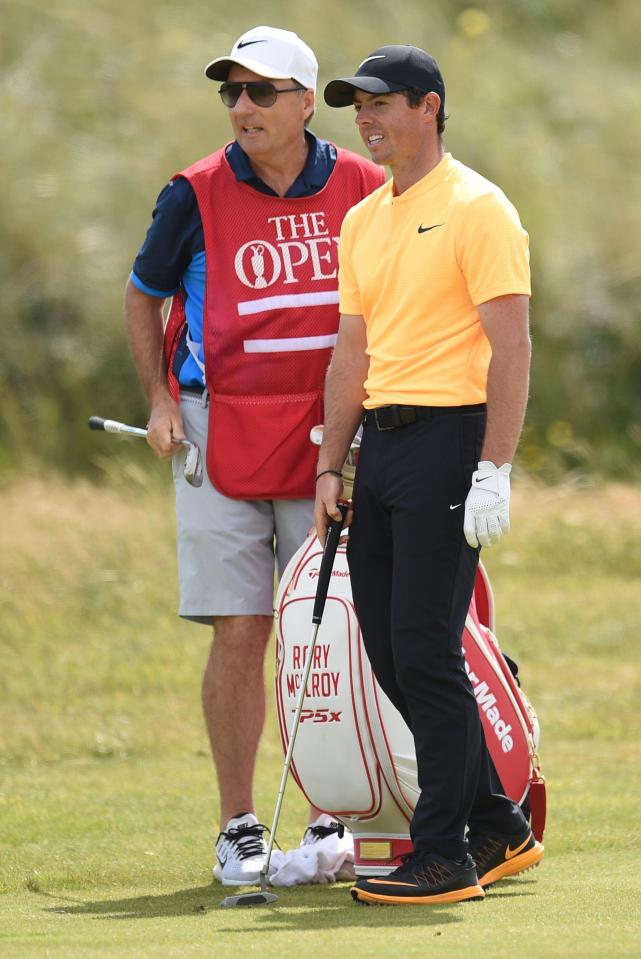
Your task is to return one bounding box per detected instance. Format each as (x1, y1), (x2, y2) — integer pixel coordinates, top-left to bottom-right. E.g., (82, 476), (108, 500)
(275, 533), (546, 877)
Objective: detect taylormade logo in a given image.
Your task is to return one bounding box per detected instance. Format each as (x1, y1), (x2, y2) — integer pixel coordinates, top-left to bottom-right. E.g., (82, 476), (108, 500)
(308, 568), (350, 579)
(463, 653), (514, 753)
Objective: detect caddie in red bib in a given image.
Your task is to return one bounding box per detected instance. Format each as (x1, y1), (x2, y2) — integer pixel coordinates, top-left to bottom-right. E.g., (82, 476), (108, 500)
(164, 147), (381, 499)
(126, 25), (384, 889)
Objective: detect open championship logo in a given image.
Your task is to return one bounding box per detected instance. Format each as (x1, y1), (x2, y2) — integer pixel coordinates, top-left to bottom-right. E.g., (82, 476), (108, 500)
(233, 212), (339, 289)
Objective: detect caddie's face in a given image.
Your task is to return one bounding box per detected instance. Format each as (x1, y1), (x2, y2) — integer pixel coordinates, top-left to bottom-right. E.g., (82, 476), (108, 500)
(226, 65), (314, 162)
(353, 89), (427, 168)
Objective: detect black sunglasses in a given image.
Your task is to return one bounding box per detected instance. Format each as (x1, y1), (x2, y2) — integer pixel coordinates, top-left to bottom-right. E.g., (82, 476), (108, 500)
(218, 81), (303, 108)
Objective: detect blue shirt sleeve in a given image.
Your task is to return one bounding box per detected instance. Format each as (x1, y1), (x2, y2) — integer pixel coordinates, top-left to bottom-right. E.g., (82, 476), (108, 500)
(131, 177), (204, 296)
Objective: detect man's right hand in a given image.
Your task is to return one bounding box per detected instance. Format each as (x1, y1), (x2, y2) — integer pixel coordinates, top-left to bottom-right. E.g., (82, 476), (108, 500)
(314, 473), (353, 546)
(146, 395), (186, 459)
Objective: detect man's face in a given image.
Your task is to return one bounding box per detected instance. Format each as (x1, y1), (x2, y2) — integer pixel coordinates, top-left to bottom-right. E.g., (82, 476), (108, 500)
(225, 65), (314, 161)
(353, 90), (426, 168)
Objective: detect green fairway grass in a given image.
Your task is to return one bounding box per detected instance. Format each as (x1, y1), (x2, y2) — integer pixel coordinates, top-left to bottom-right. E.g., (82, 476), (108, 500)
(1, 476), (640, 958)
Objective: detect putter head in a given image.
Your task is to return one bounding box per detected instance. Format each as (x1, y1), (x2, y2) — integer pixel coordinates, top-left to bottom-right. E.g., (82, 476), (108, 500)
(183, 442), (203, 487)
(219, 890), (278, 908)
(219, 867), (277, 908)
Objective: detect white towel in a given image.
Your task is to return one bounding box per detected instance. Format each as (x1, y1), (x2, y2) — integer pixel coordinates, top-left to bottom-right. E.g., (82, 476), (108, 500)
(269, 815), (356, 887)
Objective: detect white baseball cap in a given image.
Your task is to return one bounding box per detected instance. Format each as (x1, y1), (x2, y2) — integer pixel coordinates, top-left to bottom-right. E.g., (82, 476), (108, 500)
(205, 26), (318, 91)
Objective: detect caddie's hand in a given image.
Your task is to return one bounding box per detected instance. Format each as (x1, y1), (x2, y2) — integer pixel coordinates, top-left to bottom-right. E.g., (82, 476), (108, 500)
(146, 394), (186, 459)
(463, 461), (512, 548)
(314, 472), (353, 546)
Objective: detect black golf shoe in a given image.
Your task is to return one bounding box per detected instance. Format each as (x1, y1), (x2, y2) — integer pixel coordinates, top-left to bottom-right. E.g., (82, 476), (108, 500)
(468, 827), (544, 888)
(351, 851), (484, 905)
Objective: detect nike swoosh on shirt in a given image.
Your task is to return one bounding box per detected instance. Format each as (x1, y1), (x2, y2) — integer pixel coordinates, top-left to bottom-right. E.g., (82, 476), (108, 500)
(237, 39), (267, 48)
(506, 836), (531, 860)
(417, 223), (444, 233)
(449, 504), (462, 510)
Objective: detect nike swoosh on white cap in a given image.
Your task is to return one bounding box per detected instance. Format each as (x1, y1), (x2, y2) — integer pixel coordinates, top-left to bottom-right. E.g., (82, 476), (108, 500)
(358, 55), (386, 67)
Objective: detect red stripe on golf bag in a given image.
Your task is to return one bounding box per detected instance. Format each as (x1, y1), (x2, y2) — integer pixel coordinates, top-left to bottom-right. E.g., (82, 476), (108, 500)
(275, 534), (546, 874)
(473, 562), (495, 632)
(529, 773), (547, 843)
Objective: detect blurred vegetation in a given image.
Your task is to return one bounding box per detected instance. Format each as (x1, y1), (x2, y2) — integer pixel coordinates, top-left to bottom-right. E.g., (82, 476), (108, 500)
(1, 0), (640, 479)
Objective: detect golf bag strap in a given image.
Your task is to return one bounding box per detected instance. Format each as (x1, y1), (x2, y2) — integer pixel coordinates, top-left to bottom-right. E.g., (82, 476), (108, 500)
(529, 772), (547, 842)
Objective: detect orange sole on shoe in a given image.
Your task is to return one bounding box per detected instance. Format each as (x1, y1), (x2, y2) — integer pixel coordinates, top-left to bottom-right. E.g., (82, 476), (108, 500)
(479, 842), (545, 888)
(352, 884), (485, 906)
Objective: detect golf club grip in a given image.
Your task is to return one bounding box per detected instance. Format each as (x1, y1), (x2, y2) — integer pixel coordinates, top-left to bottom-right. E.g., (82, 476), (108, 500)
(88, 416), (107, 431)
(312, 501), (350, 625)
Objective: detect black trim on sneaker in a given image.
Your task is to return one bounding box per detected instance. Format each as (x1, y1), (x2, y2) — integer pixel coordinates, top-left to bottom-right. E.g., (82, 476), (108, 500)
(351, 851), (484, 905)
(215, 821), (271, 861)
(303, 821), (345, 843)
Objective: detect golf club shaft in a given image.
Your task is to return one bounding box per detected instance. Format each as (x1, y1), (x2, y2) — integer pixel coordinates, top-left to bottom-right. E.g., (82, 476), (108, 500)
(261, 618), (321, 883)
(261, 501), (349, 879)
(88, 416), (190, 448)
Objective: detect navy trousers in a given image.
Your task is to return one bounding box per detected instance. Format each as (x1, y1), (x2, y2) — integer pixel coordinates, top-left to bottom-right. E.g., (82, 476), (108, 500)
(347, 406), (526, 861)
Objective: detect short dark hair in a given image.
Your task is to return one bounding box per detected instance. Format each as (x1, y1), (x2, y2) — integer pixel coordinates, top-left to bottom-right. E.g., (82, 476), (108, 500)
(401, 86), (447, 135)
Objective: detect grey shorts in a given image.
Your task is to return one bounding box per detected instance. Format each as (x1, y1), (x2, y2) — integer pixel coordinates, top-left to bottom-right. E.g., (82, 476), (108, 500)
(172, 391), (313, 623)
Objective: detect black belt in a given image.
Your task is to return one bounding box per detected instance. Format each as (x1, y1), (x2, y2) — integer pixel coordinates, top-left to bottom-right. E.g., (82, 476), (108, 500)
(365, 403), (486, 431)
(180, 384), (205, 396)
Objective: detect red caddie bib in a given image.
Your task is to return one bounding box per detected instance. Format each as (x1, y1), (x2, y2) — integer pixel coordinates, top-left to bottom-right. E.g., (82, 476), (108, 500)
(164, 145), (383, 499)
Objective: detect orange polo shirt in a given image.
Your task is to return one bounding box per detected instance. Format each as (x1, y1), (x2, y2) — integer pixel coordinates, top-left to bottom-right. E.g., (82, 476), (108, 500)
(338, 153), (531, 407)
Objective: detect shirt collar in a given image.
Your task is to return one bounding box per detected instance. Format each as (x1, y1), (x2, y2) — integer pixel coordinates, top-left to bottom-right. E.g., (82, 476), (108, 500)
(227, 130), (327, 196)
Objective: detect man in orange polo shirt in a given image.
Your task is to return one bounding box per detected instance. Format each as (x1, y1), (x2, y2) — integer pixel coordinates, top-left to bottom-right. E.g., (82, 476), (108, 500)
(315, 45), (543, 905)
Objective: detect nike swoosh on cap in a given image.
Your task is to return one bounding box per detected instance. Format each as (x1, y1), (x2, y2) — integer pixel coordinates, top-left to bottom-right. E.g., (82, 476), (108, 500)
(358, 55), (386, 67)
(237, 39), (267, 48)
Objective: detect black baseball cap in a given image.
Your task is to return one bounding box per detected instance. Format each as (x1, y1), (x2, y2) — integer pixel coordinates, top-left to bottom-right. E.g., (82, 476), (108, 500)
(324, 44), (445, 108)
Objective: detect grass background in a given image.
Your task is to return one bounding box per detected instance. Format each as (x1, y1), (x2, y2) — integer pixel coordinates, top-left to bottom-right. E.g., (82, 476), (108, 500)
(1, 472), (641, 957)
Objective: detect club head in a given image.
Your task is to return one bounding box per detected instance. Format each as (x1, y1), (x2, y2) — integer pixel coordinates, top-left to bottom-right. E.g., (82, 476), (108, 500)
(219, 890), (278, 908)
(183, 442), (203, 487)
(309, 425), (324, 446)
(309, 424), (361, 455)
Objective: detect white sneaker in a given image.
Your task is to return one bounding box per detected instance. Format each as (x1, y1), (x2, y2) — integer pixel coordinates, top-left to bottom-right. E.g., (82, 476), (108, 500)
(301, 813), (347, 846)
(213, 813), (271, 887)
(300, 814), (356, 882)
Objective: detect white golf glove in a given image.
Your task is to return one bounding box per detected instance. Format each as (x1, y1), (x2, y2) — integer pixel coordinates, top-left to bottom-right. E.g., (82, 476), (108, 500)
(463, 461), (512, 548)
